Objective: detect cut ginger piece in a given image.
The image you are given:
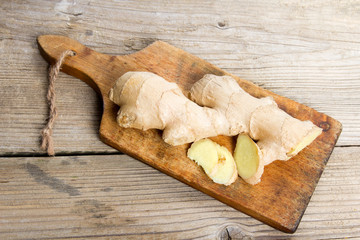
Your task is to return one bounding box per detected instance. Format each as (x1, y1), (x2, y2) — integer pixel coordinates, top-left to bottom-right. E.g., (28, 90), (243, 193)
(187, 139), (238, 186)
(234, 134), (264, 185)
(287, 126), (323, 158)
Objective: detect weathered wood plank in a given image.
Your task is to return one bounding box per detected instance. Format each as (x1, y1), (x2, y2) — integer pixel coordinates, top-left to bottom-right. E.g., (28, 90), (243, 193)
(0, 147), (359, 239)
(0, 0), (359, 155)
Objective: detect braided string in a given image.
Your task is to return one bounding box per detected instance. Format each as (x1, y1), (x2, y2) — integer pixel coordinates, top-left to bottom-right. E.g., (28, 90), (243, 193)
(41, 50), (75, 156)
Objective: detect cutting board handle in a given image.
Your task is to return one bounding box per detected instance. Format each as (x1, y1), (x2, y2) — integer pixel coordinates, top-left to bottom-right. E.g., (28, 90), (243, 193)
(37, 35), (125, 98)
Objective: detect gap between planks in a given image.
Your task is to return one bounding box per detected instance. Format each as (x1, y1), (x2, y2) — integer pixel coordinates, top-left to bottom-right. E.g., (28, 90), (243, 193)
(1, 145), (357, 158)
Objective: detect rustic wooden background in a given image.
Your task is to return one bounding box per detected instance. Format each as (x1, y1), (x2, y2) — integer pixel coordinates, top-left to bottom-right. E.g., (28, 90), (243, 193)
(1, 0), (359, 239)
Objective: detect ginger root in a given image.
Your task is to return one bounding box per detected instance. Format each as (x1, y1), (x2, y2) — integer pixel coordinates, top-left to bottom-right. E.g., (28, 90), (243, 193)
(234, 134), (264, 185)
(109, 72), (230, 146)
(190, 74), (322, 166)
(187, 139), (237, 185)
(109, 71), (322, 186)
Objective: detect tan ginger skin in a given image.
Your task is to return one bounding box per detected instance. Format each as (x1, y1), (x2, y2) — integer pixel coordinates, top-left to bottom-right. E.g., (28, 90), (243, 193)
(108, 72), (231, 146)
(190, 74), (322, 166)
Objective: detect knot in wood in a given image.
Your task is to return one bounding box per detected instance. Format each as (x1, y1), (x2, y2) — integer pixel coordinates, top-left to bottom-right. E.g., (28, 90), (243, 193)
(319, 121), (330, 132)
(217, 224), (253, 240)
(217, 20), (228, 28)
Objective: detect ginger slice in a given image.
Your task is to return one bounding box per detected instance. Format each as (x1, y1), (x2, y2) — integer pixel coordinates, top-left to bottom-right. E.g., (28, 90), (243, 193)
(234, 134), (264, 185)
(187, 139), (237, 186)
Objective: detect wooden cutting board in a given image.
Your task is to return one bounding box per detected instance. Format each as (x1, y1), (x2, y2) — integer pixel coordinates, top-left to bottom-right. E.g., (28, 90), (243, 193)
(37, 35), (342, 233)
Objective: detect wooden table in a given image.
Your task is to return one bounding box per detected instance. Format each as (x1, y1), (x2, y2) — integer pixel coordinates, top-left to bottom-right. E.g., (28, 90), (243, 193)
(1, 1), (359, 239)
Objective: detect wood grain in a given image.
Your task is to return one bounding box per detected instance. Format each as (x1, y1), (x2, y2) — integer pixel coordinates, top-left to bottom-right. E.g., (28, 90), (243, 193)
(0, 0), (359, 238)
(0, 147), (359, 239)
(37, 35), (341, 233)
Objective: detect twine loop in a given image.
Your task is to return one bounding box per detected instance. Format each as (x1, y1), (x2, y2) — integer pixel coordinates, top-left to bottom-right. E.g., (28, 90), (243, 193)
(41, 50), (75, 156)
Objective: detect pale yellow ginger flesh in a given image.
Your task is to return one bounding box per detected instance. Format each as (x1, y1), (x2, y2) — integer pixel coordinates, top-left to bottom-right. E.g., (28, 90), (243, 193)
(190, 74), (322, 166)
(234, 134), (264, 185)
(287, 127), (323, 157)
(187, 139), (238, 186)
(109, 72), (230, 146)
